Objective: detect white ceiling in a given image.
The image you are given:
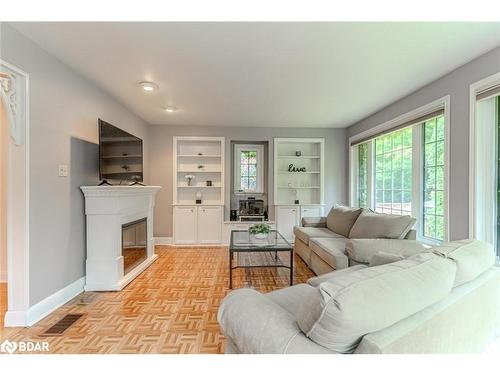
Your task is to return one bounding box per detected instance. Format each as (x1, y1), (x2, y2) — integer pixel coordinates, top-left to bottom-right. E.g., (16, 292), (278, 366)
(11, 22), (500, 128)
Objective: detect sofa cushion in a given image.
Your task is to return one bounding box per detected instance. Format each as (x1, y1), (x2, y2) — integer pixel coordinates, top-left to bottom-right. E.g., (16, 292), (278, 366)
(296, 253), (456, 353)
(325, 205), (363, 237)
(348, 210), (416, 239)
(309, 238), (349, 270)
(307, 265), (367, 287)
(293, 226), (344, 245)
(345, 239), (428, 264)
(431, 240), (496, 287)
(369, 252), (405, 267)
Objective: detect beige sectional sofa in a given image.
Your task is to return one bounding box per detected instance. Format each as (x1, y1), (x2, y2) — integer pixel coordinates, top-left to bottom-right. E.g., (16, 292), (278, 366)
(218, 240), (500, 354)
(294, 205), (420, 275)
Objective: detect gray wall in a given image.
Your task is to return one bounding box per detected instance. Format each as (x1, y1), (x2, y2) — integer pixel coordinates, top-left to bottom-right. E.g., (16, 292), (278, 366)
(347, 46), (500, 241)
(148, 125), (348, 237)
(0, 24), (152, 306)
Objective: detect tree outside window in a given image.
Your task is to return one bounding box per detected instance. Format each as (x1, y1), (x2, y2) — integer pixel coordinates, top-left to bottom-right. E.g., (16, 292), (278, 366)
(374, 127), (413, 216)
(423, 115), (445, 241)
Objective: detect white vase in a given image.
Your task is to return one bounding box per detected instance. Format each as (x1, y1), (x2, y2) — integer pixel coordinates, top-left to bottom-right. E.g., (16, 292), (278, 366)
(254, 233), (268, 240)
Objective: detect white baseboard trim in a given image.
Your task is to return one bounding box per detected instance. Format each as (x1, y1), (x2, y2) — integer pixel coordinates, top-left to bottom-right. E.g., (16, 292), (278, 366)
(26, 276), (86, 326)
(154, 237), (172, 246)
(4, 310), (28, 327)
(0, 270), (7, 282)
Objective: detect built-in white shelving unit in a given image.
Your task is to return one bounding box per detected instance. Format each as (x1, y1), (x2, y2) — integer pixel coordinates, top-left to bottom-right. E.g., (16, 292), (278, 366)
(274, 138), (325, 242)
(173, 137), (225, 245)
(274, 138), (325, 205)
(173, 137), (225, 205)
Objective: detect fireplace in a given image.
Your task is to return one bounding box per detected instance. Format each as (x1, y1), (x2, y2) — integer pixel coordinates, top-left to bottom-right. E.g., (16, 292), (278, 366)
(122, 218), (147, 275)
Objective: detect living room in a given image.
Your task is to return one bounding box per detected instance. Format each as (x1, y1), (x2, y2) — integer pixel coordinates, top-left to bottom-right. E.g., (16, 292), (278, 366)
(1, 1), (500, 373)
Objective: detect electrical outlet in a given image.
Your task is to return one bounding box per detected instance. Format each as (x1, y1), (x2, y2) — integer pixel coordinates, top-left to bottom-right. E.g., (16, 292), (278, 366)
(58, 164), (68, 177)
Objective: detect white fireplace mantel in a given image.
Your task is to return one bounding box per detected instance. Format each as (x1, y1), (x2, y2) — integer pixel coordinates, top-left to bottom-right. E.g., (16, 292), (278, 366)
(81, 185), (161, 291)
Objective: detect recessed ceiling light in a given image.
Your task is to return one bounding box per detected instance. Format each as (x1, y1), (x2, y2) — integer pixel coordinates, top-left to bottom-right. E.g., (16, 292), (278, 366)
(139, 81), (159, 92)
(164, 106), (178, 113)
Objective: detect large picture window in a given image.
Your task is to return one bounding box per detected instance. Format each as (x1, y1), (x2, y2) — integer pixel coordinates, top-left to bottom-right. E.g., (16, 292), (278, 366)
(351, 109), (447, 243)
(374, 127), (412, 216)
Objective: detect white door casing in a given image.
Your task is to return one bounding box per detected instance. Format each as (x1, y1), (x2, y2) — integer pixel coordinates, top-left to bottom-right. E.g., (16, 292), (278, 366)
(1, 59), (30, 327)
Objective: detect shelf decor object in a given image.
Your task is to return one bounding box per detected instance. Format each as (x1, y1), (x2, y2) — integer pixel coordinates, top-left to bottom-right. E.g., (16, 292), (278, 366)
(185, 174), (195, 186)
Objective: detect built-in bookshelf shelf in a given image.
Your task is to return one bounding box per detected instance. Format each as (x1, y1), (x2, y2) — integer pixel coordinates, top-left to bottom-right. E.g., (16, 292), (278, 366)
(101, 155), (142, 159)
(278, 171), (321, 174)
(177, 154), (222, 158)
(173, 136), (225, 205)
(278, 156), (321, 159)
(274, 138), (325, 205)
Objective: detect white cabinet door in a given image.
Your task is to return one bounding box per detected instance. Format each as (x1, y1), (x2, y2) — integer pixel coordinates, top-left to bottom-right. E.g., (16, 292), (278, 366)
(173, 206), (197, 244)
(277, 206), (300, 243)
(300, 205), (323, 219)
(197, 206), (222, 244)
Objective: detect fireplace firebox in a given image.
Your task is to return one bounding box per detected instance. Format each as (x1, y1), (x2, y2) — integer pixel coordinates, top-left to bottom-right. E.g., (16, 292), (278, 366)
(122, 218), (147, 275)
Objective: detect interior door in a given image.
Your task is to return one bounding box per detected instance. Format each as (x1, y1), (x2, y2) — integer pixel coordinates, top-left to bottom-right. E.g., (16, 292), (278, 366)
(173, 206), (197, 244)
(197, 206), (222, 244)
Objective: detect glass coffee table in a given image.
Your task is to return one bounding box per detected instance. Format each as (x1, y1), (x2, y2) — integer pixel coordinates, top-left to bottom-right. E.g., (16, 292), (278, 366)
(229, 230), (293, 289)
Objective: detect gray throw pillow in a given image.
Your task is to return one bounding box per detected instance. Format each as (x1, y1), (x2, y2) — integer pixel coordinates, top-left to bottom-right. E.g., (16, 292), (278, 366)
(325, 205), (363, 237)
(348, 210), (416, 239)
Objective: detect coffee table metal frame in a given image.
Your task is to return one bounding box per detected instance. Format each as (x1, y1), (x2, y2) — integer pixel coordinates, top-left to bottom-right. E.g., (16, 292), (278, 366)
(229, 230), (293, 289)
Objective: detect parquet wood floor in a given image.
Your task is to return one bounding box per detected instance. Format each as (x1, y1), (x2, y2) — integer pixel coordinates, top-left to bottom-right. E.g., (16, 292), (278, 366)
(0, 246), (314, 354)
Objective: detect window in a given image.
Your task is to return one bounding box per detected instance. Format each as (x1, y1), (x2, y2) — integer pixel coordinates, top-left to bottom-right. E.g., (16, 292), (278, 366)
(374, 127), (412, 216)
(240, 150), (257, 190)
(423, 116), (445, 241)
(234, 144), (264, 193)
(350, 108), (447, 243)
(357, 143), (369, 208)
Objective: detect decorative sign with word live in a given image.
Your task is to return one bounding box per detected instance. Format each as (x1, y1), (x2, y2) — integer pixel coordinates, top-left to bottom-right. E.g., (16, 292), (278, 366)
(287, 164), (306, 172)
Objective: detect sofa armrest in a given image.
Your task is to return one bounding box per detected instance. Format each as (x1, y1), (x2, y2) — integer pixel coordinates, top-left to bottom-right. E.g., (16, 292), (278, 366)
(217, 288), (331, 353)
(301, 216), (327, 227)
(217, 289), (301, 353)
(405, 229), (417, 240)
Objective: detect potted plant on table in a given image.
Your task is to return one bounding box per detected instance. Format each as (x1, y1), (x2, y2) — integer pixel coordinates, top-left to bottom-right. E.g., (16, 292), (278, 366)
(248, 223), (271, 240)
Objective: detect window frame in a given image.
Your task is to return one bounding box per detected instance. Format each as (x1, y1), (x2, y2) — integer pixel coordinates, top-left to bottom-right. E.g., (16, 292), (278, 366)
(469, 72), (500, 259)
(233, 144), (264, 194)
(349, 97), (450, 244)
